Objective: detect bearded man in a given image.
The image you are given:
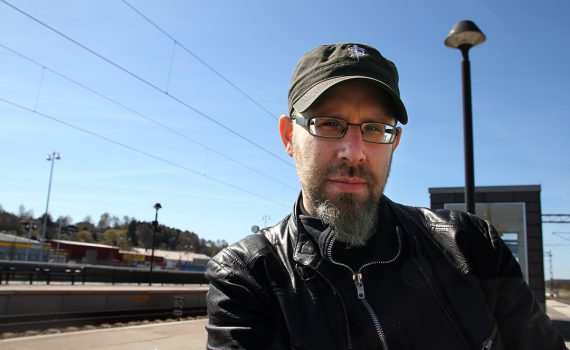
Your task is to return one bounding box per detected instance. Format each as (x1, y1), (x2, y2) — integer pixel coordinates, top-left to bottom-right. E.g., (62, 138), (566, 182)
(205, 43), (565, 350)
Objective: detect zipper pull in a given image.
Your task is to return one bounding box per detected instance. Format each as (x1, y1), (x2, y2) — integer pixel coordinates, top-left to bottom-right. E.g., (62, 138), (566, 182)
(353, 273), (365, 299)
(481, 338), (493, 350)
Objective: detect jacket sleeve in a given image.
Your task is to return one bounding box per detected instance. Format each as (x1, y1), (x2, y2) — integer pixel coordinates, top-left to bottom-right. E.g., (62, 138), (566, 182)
(204, 235), (290, 350)
(478, 218), (566, 350)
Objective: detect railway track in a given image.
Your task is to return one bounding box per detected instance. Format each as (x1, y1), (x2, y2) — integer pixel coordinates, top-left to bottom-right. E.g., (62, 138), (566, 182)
(0, 306), (207, 334)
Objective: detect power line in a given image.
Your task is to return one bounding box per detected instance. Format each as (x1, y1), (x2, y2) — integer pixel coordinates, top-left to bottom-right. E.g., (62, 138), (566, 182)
(552, 232), (570, 242)
(0, 42), (297, 191)
(0, 96), (290, 209)
(0, 0), (293, 168)
(542, 214), (570, 224)
(120, 0), (278, 121)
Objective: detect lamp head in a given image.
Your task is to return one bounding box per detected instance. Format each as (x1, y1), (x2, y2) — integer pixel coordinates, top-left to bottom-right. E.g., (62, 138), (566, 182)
(154, 203), (162, 211)
(46, 152), (62, 161)
(445, 20), (486, 50)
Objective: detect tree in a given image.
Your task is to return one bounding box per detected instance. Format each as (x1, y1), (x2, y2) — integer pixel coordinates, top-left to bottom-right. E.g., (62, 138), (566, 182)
(110, 215), (121, 229)
(97, 212), (111, 230)
(101, 229), (129, 249)
(39, 213), (55, 240)
(137, 223), (153, 250)
(127, 220), (138, 246)
(76, 220), (95, 233)
(57, 215), (73, 227)
(18, 204), (33, 218)
(2, 202), (225, 257)
(0, 210), (22, 234)
(70, 230), (95, 243)
(122, 215), (132, 227)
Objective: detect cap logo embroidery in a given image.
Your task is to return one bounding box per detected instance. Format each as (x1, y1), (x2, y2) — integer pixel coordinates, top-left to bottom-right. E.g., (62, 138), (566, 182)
(347, 45), (366, 61)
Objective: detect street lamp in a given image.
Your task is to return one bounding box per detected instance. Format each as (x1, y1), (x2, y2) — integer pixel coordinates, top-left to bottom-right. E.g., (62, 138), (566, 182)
(41, 152), (61, 259)
(149, 202), (162, 285)
(445, 20), (486, 214)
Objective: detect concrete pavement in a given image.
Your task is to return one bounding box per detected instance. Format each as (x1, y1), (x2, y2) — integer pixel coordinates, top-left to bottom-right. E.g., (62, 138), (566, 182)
(548, 299), (570, 349)
(0, 318), (208, 350)
(1, 300), (569, 349)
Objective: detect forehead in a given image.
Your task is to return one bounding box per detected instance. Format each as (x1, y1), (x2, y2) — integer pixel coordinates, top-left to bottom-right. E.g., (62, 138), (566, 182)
(308, 79), (395, 117)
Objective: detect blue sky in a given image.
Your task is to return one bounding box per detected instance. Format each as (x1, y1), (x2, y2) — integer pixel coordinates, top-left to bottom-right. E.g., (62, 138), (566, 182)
(1, 0), (569, 277)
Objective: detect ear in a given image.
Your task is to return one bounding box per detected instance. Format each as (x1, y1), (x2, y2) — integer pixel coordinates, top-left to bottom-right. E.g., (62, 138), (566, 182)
(279, 115), (294, 157)
(392, 127), (402, 152)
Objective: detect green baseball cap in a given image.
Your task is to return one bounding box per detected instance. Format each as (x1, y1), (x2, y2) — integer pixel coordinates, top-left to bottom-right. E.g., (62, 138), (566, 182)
(287, 43), (408, 124)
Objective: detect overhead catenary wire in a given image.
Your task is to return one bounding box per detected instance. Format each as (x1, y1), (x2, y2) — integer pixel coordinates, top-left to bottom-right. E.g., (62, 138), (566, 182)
(0, 42), (297, 191)
(0, 0), (293, 168)
(0, 96), (290, 209)
(33, 66), (45, 111)
(165, 40), (177, 94)
(120, 0), (279, 122)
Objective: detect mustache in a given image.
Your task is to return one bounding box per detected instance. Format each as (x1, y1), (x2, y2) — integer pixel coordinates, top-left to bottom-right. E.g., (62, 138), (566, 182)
(327, 164), (373, 181)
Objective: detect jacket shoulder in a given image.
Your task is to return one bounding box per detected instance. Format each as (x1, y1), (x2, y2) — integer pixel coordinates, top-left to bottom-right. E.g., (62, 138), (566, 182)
(390, 200), (503, 277)
(206, 234), (274, 275)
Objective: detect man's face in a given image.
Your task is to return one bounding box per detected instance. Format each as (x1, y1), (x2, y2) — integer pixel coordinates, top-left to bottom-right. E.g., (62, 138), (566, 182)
(280, 80), (402, 245)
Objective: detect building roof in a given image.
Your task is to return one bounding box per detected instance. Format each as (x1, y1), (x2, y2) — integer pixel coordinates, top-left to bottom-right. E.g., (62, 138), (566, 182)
(0, 232), (42, 244)
(428, 184), (541, 194)
(50, 239), (119, 250)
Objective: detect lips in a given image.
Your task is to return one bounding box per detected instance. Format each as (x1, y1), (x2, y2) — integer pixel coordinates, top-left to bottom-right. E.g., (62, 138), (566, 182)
(328, 177), (368, 193)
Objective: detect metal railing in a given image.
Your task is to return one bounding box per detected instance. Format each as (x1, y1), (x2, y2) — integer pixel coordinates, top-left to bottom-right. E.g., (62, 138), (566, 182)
(0, 260), (207, 285)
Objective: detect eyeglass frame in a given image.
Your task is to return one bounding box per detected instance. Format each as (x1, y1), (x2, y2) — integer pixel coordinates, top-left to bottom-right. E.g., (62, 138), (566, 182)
(291, 111), (400, 144)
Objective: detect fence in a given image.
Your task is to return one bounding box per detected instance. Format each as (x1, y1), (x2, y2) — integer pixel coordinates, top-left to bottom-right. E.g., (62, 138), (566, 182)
(0, 260), (207, 285)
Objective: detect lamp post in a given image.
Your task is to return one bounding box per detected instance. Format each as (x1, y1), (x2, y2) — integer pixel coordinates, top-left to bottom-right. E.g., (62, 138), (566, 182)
(149, 202), (162, 285)
(445, 20), (486, 214)
(41, 152), (61, 260)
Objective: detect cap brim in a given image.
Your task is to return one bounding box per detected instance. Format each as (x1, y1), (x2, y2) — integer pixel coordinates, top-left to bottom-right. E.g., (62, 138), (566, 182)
(292, 76), (408, 125)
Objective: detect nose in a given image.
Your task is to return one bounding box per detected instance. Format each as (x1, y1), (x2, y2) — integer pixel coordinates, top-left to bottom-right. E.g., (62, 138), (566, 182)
(338, 125), (366, 163)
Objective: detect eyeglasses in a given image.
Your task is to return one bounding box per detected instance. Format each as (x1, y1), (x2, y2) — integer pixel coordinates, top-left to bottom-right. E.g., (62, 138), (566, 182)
(292, 112), (399, 144)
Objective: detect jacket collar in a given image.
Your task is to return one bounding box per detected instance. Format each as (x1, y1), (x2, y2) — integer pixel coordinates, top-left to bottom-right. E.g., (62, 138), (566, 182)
(288, 193), (335, 269)
(290, 193), (400, 269)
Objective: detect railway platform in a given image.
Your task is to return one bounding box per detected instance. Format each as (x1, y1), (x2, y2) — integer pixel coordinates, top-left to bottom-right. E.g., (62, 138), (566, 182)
(1, 285), (569, 349)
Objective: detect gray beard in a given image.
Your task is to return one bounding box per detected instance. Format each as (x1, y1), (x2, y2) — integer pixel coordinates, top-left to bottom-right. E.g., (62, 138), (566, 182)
(313, 192), (379, 247)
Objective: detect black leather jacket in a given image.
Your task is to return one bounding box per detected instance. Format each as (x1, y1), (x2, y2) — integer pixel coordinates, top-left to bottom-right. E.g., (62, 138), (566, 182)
(205, 196), (565, 349)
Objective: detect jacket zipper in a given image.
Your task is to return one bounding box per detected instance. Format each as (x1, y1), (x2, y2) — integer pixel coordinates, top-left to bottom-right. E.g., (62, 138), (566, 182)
(480, 323), (498, 350)
(325, 227), (402, 350)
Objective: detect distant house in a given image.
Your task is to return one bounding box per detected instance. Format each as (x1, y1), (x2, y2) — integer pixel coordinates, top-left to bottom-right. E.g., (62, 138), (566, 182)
(131, 248), (210, 271)
(50, 240), (120, 265)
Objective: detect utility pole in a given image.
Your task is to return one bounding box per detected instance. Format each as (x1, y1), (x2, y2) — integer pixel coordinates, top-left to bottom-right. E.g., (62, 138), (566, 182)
(545, 251), (554, 297)
(149, 203), (162, 286)
(41, 152), (61, 261)
(262, 215), (271, 227)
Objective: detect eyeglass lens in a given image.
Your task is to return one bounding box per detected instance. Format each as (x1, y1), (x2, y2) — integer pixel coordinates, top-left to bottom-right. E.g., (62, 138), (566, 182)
(308, 117), (396, 143)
